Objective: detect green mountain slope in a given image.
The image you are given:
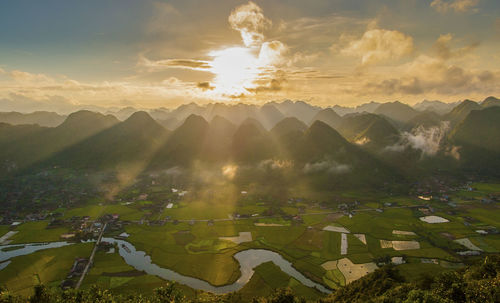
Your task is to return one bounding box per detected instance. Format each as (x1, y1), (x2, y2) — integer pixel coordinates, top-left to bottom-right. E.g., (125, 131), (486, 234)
(150, 114), (209, 167)
(450, 107), (500, 175)
(0, 110), (119, 171)
(481, 96), (500, 108)
(445, 99), (482, 125)
(42, 111), (169, 169)
(338, 113), (400, 149)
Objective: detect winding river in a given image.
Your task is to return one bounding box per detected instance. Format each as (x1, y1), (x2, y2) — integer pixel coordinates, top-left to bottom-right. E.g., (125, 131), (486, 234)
(0, 238), (330, 294)
(0, 241), (71, 262)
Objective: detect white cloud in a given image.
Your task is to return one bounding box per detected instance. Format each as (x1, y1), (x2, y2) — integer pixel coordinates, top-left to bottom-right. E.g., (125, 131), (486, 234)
(228, 1), (271, 47)
(342, 29), (414, 65)
(10, 70), (54, 83)
(258, 159), (293, 170)
(303, 160), (351, 174)
(222, 164), (238, 179)
(258, 41), (289, 66)
(385, 122), (450, 157)
(430, 0), (480, 13)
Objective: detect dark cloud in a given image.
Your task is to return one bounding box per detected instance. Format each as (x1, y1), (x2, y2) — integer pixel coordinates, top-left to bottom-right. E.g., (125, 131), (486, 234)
(247, 70), (287, 93)
(196, 81), (215, 90)
(138, 56), (212, 71)
(158, 59), (211, 69)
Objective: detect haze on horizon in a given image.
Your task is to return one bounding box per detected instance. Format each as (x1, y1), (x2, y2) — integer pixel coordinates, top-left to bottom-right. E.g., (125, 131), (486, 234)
(1, 0), (500, 112)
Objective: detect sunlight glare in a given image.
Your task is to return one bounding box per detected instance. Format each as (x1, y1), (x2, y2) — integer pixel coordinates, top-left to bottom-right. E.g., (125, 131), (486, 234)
(209, 47), (259, 96)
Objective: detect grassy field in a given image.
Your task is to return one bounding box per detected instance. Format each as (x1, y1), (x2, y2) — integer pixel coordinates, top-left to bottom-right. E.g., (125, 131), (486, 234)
(465, 208), (500, 228)
(238, 262), (322, 300)
(82, 248), (174, 295)
(0, 243), (92, 296)
(10, 221), (69, 244)
(2, 181), (499, 299)
(0, 225), (10, 238)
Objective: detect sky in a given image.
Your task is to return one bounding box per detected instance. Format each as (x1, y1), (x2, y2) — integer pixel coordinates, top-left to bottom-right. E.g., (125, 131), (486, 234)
(1, 0), (500, 112)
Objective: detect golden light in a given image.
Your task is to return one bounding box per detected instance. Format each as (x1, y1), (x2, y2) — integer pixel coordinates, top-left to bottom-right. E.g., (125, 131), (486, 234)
(209, 47), (259, 96)
(221, 164), (238, 180)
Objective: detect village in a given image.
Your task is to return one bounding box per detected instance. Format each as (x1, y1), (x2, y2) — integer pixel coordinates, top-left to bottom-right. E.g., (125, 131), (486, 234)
(0, 173), (499, 296)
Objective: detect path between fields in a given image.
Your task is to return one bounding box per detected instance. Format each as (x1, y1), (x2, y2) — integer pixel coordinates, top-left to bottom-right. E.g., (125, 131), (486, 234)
(75, 222), (107, 289)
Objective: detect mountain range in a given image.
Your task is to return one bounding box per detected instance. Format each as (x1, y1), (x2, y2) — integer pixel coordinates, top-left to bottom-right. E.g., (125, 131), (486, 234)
(1, 97), (499, 187)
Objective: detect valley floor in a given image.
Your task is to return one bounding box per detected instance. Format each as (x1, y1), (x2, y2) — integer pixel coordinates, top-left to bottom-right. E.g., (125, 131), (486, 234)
(0, 182), (499, 300)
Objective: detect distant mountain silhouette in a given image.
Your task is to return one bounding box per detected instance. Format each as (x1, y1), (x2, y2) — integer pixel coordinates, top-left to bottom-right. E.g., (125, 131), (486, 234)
(0, 98), (498, 184)
(413, 100), (456, 115)
(310, 108), (342, 129)
(0, 111), (66, 127)
(374, 101), (419, 123)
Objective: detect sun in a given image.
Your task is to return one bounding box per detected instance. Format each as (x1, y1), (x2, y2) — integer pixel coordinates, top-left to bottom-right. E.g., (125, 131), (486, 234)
(209, 47), (260, 96)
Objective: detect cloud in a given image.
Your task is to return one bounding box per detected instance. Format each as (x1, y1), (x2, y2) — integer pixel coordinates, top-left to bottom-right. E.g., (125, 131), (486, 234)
(430, 0), (480, 13)
(228, 1), (271, 47)
(222, 164), (238, 179)
(361, 52), (500, 97)
(342, 29), (414, 65)
(0, 66), (218, 111)
(247, 69), (287, 93)
(445, 145), (461, 160)
(258, 41), (289, 66)
(138, 56), (211, 71)
(10, 70), (54, 83)
(0, 93), (76, 113)
(432, 33), (479, 60)
(258, 159), (293, 170)
(163, 166), (184, 177)
(386, 122), (450, 157)
(196, 81), (215, 91)
(303, 160), (351, 174)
